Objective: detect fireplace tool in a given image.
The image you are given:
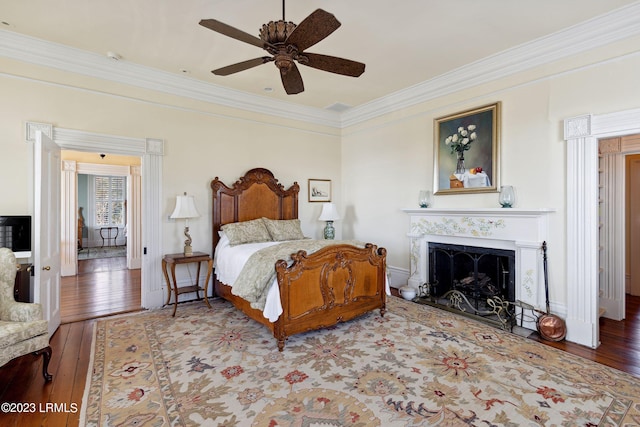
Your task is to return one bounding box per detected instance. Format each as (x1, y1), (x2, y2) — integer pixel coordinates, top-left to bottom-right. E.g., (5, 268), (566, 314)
(536, 241), (567, 341)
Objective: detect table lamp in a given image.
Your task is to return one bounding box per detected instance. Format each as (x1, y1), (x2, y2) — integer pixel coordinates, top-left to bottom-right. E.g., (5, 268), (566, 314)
(318, 203), (340, 240)
(170, 192), (200, 255)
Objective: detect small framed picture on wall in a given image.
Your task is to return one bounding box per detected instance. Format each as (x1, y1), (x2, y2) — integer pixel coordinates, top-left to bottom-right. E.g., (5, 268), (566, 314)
(308, 179), (331, 202)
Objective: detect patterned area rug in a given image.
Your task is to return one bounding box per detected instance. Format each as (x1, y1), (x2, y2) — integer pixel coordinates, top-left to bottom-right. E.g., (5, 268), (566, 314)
(80, 298), (640, 426)
(78, 246), (126, 260)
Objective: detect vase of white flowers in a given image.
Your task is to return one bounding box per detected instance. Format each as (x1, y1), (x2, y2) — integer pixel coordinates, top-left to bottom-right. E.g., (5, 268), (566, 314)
(445, 124), (477, 174)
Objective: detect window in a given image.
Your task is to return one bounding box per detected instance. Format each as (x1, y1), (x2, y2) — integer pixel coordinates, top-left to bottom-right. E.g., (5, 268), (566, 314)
(94, 176), (126, 227)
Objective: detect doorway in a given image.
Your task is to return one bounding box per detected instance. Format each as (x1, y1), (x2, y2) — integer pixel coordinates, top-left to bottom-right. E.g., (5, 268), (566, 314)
(60, 150), (143, 323)
(563, 108), (640, 348)
(626, 153), (640, 296)
(28, 122), (165, 328)
(598, 133), (640, 324)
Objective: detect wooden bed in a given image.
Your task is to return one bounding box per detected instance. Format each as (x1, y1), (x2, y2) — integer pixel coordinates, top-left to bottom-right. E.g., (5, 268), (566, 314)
(211, 168), (387, 351)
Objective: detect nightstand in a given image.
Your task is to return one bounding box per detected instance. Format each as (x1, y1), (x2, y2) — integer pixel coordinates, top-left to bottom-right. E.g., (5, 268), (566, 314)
(162, 252), (213, 317)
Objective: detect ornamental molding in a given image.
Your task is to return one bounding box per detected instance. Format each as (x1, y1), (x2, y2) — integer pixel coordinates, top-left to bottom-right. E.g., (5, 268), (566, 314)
(25, 121), (53, 142)
(599, 138), (621, 154)
(62, 160), (76, 172)
(145, 138), (164, 156)
(410, 217), (507, 238)
(563, 115), (592, 140)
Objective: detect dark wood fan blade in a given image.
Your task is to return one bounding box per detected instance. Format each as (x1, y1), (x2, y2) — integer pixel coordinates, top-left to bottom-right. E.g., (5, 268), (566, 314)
(212, 57), (273, 76)
(284, 9), (341, 52)
(301, 52), (365, 77)
(199, 19), (273, 49)
(280, 63), (304, 94)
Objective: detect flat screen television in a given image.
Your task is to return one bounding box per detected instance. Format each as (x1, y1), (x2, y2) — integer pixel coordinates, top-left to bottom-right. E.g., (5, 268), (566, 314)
(0, 215), (32, 257)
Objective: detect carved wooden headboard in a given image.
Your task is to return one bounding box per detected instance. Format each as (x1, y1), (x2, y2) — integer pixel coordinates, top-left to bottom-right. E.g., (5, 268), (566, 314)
(210, 168), (300, 254)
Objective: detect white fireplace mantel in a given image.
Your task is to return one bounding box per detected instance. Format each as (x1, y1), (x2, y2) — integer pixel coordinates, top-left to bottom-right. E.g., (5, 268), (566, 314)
(403, 207), (556, 330)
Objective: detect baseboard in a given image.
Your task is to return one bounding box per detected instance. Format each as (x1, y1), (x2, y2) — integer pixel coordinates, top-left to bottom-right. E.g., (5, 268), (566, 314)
(387, 265), (409, 289)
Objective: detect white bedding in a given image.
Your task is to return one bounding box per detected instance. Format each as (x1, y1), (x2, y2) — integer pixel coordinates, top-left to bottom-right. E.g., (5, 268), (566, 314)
(214, 234), (390, 323)
(214, 235), (283, 321)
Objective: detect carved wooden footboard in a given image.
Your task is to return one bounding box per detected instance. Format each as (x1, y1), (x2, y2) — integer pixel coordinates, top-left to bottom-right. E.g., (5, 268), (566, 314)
(274, 243), (386, 350)
(211, 168), (387, 351)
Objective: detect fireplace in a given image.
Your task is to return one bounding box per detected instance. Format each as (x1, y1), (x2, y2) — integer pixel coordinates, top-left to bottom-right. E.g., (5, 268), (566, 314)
(423, 242), (516, 328)
(403, 207), (555, 332)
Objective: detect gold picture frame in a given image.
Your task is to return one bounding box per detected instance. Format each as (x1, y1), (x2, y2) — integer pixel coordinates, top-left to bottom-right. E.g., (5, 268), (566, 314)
(434, 102), (501, 194)
(308, 179), (331, 202)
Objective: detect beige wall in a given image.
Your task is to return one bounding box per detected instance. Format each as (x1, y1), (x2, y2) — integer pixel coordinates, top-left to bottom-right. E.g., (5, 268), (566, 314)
(341, 52), (640, 305)
(2, 40), (640, 307)
(0, 66), (341, 256)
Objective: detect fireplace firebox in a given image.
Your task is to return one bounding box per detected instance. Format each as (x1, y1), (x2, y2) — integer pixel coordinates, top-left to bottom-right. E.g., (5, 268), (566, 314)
(418, 243), (516, 329)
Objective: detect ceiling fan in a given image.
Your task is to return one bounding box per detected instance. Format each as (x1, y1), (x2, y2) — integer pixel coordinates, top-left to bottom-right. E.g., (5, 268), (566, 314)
(199, 1), (365, 95)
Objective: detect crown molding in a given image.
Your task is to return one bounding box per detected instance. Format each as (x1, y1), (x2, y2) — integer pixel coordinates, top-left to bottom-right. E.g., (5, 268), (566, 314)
(0, 30), (341, 128)
(341, 1), (640, 127)
(2, 2), (640, 130)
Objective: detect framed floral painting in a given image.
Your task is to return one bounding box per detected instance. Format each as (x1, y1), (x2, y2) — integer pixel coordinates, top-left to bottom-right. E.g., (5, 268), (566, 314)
(434, 102), (501, 194)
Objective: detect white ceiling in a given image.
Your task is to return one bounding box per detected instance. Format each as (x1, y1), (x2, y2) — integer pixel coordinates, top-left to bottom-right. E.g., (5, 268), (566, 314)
(0, 0), (638, 112)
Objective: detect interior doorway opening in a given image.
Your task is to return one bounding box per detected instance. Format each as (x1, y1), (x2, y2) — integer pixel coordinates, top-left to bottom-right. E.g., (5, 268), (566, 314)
(626, 153), (640, 297)
(598, 133), (640, 325)
(60, 150), (143, 323)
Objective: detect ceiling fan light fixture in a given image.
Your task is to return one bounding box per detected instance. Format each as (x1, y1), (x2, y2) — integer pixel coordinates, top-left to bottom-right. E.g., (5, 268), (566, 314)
(274, 52), (294, 73)
(260, 20), (296, 45)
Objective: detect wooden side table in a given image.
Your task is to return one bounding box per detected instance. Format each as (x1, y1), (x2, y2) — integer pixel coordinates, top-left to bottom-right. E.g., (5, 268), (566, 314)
(162, 251), (213, 317)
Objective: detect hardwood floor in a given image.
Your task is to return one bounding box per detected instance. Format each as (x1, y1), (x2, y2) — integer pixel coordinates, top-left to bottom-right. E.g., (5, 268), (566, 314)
(1, 277), (639, 426)
(0, 257), (141, 426)
(61, 257), (142, 324)
(529, 294), (640, 378)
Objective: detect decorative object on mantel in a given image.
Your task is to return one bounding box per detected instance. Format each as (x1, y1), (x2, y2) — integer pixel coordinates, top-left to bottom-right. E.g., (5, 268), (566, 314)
(499, 185), (515, 208)
(434, 102), (501, 195)
(418, 190), (432, 208)
(318, 202), (340, 239)
(169, 192), (200, 256)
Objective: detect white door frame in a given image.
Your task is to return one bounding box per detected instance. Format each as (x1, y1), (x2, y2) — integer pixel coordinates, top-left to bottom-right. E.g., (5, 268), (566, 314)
(28, 123), (166, 309)
(563, 108), (640, 348)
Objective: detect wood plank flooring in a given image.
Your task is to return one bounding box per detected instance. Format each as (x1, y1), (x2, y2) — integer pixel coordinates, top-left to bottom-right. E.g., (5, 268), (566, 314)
(1, 270), (639, 426)
(61, 257), (142, 324)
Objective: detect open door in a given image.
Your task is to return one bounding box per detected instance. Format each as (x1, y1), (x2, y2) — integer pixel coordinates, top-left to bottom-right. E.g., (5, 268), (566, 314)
(34, 130), (61, 338)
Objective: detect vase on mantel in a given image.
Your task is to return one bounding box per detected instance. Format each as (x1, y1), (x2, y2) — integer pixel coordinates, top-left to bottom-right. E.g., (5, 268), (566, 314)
(418, 190), (432, 208)
(499, 185), (515, 208)
(455, 151), (465, 174)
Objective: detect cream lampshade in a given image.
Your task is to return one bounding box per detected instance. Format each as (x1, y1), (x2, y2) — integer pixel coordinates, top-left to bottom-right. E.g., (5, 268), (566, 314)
(170, 192), (200, 255)
(318, 203), (340, 240)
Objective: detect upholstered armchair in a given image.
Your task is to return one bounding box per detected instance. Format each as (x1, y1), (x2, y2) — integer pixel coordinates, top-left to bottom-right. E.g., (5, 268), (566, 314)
(0, 247), (52, 381)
